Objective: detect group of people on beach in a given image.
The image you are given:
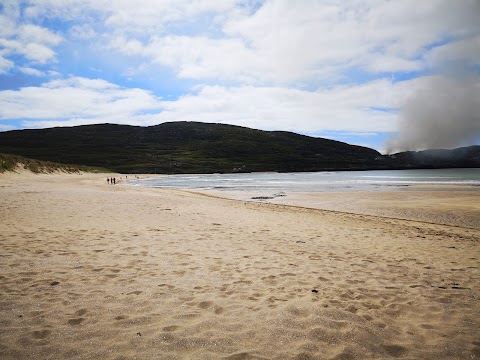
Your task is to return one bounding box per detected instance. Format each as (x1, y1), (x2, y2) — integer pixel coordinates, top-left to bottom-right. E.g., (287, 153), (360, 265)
(107, 175), (133, 185)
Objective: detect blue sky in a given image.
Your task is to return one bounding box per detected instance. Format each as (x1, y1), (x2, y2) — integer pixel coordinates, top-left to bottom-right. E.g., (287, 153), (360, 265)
(1, 0), (479, 153)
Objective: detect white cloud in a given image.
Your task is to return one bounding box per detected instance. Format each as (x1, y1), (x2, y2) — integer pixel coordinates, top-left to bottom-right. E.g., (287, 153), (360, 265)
(110, 35), (262, 83)
(153, 79), (405, 133)
(44, 77), (119, 90)
(69, 24), (96, 40)
(424, 35), (480, 71)
(24, 0), (240, 35)
(0, 55), (14, 74)
(101, 0), (480, 85)
(0, 75), (416, 133)
(8, 1), (477, 86)
(362, 55), (421, 73)
(19, 66), (44, 76)
(0, 13), (17, 38)
(21, 42), (57, 63)
(18, 24), (62, 45)
(103, 0), (238, 34)
(47, 70), (61, 77)
(0, 8), (63, 69)
(0, 77), (162, 123)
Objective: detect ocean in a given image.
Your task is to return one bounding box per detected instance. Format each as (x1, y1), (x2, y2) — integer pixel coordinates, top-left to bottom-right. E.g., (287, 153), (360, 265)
(127, 168), (480, 193)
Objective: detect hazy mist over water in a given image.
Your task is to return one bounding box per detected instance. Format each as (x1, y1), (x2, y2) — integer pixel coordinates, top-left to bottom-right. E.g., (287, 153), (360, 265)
(385, 3), (480, 153)
(386, 75), (480, 153)
(129, 169), (480, 193)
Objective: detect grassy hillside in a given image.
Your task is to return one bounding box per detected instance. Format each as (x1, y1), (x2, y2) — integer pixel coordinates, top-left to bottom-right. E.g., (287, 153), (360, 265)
(0, 153), (109, 174)
(387, 146), (480, 169)
(0, 122), (381, 173)
(1, 122), (478, 173)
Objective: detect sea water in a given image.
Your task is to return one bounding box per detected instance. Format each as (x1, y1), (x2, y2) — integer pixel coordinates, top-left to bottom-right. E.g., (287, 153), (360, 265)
(128, 168), (480, 193)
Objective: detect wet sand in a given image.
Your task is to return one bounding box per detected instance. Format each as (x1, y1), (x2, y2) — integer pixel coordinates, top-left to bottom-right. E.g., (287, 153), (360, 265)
(203, 185), (480, 229)
(0, 172), (479, 359)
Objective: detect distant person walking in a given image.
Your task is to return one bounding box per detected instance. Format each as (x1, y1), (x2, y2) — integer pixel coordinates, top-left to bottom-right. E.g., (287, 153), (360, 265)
(107, 178), (110, 184)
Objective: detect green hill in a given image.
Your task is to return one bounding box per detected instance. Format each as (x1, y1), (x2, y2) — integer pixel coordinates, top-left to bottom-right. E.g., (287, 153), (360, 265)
(386, 146), (480, 169)
(0, 122), (381, 173)
(0, 122), (478, 173)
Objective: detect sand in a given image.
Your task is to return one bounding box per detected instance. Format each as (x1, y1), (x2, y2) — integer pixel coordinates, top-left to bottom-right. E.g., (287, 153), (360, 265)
(203, 185), (480, 230)
(0, 171), (479, 359)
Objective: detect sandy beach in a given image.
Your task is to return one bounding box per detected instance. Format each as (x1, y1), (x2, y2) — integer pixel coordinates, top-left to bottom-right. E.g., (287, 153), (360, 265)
(1, 171), (479, 359)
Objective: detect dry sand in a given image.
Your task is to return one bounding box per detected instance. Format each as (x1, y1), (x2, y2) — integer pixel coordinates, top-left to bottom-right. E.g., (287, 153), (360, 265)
(0, 172), (479, 359)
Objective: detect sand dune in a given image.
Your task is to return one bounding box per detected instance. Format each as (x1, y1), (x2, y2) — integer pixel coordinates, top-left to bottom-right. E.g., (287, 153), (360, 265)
(0, 172), (479, 359)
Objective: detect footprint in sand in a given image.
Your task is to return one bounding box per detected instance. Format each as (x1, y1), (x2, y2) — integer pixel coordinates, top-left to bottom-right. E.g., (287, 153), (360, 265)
(197, 301), (225, 314)
(162, 325), (179, 332)
(198, 301), (213, 309)
(75, 309), (88, 316)
(127, 290), (143, 295)
(214, 306), (225, 315)
(31, 329), (51, 339)
(67, 318), (85, 326)
(383, 344), (407, 357)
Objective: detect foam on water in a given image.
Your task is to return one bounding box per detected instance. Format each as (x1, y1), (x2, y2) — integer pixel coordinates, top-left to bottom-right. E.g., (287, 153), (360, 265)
(128, 168), (480, 192)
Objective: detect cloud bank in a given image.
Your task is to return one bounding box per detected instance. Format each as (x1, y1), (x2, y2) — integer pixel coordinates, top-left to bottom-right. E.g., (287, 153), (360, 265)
(386, 74), (480, 152)
(0, 76), (404, 133)
(0, 1), (479, 151)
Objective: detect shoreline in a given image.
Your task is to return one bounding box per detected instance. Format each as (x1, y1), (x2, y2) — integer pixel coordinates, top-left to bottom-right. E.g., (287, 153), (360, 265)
(196, 184), (480, 230)
(189, 189), (480, 231)
(121, 170), (480, 229)
(1, 172), (479, 359)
